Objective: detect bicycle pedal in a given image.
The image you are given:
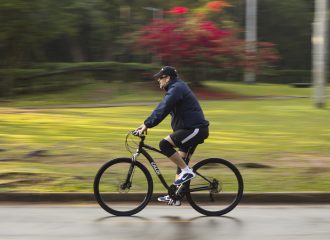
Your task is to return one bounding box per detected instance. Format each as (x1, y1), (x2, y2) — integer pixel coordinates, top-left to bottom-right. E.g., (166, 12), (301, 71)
(168, 199), (181, 206)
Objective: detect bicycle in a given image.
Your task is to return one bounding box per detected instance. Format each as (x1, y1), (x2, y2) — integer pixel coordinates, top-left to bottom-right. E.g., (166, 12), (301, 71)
(94, 131), (244, 216)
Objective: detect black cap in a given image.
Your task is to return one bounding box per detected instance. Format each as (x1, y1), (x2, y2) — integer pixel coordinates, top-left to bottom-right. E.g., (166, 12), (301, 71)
(153, 66), (177, 79)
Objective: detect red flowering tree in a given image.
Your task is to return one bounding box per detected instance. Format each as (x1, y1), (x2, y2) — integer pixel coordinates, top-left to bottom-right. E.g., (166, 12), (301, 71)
(134, 1), (278, 83)
(168, 6), (189, 14)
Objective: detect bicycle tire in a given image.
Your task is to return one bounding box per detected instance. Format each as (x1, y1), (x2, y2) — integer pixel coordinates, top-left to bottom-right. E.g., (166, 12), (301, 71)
(186, 158), (243, 216)
(94, 158), (153, 216)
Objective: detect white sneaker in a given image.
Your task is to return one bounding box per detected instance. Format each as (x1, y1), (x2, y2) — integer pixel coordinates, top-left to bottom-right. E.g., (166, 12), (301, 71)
(174, 169), (196, 185)
(157, 195), (181, 206)
(157, 195), (171, 202)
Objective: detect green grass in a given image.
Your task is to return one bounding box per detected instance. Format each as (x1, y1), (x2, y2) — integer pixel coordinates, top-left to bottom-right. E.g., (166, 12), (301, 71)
(204, 81), (330, 97)
(1, 94), (330, 192)
(2, 80), (329, 107)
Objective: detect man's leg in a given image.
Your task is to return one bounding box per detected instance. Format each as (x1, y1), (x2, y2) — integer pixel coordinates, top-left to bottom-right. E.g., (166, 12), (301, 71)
(163, 136), (187, 169)
(163, 136), (197, 186)
(157, 137), (196, 203)
(159, 136), (195, 184)
(175, 151), (193, 180)
(157, 137), (187, 204)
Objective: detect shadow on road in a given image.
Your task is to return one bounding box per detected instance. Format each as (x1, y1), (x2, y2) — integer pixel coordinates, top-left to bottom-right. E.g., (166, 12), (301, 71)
(94, 214), (243, 225)
(95, 215), (149, 222)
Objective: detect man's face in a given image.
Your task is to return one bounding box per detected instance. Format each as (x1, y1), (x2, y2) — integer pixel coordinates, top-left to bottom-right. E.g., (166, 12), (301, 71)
(157, 75), (170, 89)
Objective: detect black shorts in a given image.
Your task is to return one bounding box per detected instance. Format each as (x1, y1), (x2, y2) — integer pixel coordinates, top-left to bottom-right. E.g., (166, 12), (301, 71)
(170, 127), (209, 174)
(170, 127), (209, 154)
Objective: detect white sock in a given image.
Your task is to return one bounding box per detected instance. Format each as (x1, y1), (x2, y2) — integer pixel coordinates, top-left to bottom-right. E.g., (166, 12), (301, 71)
(181, 166), (191, 174)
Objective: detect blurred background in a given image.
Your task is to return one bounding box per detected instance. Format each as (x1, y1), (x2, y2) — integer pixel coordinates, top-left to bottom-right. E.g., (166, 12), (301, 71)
(0, 0), (329, 193)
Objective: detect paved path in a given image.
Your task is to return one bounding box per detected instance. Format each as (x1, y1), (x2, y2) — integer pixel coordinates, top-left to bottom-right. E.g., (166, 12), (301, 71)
(1, 204), (329, 240)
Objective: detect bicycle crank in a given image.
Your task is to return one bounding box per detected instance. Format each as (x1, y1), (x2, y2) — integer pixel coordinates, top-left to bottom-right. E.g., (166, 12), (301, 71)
(168, 184), (185, 202)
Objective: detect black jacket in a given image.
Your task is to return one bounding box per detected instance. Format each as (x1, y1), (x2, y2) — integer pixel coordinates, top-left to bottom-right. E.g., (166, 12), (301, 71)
(144, 78), (209, 131)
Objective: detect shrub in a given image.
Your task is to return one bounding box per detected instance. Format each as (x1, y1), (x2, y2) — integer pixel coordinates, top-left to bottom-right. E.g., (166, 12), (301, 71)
(0, 62), (160, 96)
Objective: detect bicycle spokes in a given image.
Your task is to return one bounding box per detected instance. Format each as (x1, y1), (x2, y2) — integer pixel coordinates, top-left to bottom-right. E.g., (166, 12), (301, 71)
(94, 158), (153, 215)
(186, 158), (243, 216)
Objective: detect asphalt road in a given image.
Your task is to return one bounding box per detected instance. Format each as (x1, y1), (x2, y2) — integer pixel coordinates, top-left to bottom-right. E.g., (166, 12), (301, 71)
(1, 204), (329, 240)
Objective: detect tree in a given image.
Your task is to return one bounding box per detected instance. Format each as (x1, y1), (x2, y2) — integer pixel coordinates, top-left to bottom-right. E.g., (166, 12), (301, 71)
(0, 0), (126, 64)
(133, 1), (278, 84)
(258, 0), (313, 69)
(0, 0), (91, 65)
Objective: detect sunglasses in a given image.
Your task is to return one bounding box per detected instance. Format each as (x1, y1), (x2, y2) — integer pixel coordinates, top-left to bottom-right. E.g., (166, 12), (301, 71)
(158, 75), (168, 80)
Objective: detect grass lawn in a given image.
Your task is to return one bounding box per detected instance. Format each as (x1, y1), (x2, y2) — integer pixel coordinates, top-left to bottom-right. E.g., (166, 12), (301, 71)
(0, 81), (329, 192)
(204, 81), (330, 97)
(1, 80), (329, 107)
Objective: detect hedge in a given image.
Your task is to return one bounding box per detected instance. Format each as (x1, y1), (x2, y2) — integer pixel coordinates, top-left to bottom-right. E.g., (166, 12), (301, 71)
(0, 62), (328, 97)
(180, 68), (328, 85)
(0, 62), (159, 96)
(258, 69), (312, 84)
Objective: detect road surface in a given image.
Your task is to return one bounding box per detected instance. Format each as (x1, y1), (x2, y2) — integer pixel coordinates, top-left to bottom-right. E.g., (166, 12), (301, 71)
(1, 204), (329, 240)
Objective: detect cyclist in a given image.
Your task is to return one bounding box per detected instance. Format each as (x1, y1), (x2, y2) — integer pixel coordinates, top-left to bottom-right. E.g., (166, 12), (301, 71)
(135, 66), (209, 204)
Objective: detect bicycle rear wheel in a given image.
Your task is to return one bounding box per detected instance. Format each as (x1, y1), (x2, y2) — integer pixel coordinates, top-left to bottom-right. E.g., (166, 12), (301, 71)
(186, 158), (243, 216)
(94, 158), (153, 216)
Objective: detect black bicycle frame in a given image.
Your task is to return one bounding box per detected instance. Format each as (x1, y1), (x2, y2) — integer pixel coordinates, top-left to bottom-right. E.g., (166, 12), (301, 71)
(140, 146), (171, 189)
(130, 136), (213, 192)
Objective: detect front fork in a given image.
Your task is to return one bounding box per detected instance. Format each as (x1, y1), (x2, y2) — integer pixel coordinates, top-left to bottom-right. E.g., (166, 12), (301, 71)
(121, 153), (139, 190)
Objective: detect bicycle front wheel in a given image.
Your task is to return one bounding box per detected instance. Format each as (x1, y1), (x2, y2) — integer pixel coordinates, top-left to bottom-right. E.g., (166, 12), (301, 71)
(186, 158), (243, 216)
(94, 158), (153, 216)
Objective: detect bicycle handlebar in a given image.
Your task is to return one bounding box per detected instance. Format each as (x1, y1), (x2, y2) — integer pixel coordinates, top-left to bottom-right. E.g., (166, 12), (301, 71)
(131, 130), (146, 139)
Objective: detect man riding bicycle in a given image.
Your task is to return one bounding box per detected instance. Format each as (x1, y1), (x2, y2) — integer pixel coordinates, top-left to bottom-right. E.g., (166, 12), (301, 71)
(135, 66), (209, 204)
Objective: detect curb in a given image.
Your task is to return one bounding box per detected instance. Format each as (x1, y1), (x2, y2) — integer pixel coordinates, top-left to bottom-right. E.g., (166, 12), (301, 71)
(241, 192), (330, 204)
(0, 192), (329, 204)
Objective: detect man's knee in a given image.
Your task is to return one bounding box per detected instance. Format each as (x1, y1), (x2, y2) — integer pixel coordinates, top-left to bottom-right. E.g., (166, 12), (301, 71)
(159, 139), (176, 157)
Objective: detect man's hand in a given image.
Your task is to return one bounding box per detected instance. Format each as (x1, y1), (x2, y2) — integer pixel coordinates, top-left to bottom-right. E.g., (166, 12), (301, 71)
(135, 124), (148, 136)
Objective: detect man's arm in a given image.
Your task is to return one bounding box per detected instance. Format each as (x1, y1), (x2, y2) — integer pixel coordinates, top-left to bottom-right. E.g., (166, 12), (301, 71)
(144, 86), (183, 129)
(136, 123), (148, 136)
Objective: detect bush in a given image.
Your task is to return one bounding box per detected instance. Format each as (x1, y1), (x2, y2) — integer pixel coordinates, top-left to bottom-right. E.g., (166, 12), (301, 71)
(0, 69), (44, 96)
(0, 62), (160, 96)
(180, 67), (243, 84)
(1, 63), (328, 98)
(258, 69), (312, 84)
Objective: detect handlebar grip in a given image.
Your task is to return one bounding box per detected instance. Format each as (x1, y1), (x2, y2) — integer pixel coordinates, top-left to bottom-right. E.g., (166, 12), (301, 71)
(131, 130), (139, 136)
(131, 130), (146, 138)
